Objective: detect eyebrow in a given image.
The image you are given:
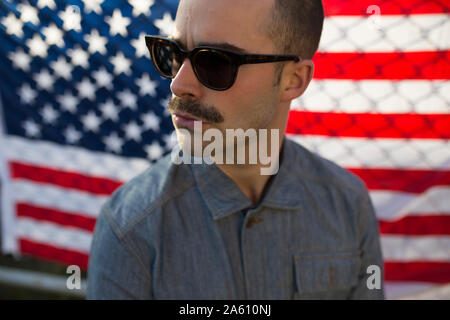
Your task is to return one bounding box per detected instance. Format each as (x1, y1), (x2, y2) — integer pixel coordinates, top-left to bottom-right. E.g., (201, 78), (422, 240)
(170, 37), (247, 53)
(197, 42), (247, 53)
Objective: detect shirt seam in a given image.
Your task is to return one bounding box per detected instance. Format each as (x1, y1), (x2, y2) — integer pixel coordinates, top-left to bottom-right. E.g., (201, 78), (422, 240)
(102, 205), (152, 282)
(121, 178), (197, 235)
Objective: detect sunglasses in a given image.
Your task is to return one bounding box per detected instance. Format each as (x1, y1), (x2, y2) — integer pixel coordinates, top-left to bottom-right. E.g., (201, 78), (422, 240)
(145, 35), (300, 91)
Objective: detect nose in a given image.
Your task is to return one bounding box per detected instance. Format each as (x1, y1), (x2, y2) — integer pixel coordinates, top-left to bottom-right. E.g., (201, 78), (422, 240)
(170, 58), (203, 99)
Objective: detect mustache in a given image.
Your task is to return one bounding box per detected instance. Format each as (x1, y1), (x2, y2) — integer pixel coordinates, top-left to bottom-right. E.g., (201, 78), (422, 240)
(167, 97), (224, 124)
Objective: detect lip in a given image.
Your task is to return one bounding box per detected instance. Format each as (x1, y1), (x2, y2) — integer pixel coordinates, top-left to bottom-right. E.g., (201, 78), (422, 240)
(174, 111), (200, 121)
(173, 112), (208, 130)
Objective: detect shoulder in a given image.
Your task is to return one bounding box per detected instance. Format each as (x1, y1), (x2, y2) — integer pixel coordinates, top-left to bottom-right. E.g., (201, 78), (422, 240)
(101, 152), (195, 234)
(284, 138), (377, 239)
(285, 138), (368, 197)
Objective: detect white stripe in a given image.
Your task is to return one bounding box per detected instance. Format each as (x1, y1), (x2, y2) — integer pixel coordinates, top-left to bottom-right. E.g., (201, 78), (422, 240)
(11, 180), (107, 218)
(0, 266), (87, 298)
(288, 135), (450, 170)
(398, 283), (450, 299)
(320, 14), (450, 52)
(384, 281), (440, 300)
(381, 236), (450, 261)
(371, 187), (450, 221)
(4, 136), (150, 182)
(16, 217), (92, 253)
(291, 80), (450, 114)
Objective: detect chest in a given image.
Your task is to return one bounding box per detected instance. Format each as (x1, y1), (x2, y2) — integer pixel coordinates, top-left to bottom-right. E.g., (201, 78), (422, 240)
(150, 206), (360, 299)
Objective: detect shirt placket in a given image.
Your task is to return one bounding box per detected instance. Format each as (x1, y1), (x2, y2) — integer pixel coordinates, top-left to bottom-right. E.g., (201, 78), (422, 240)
(240, 206), (266, 299)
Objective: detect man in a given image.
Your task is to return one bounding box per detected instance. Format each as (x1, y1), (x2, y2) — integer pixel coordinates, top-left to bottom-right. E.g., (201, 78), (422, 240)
(87, 0), (385, 299)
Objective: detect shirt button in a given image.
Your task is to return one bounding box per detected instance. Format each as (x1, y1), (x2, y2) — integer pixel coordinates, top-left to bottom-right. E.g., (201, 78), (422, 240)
(246, 217), (264, 228)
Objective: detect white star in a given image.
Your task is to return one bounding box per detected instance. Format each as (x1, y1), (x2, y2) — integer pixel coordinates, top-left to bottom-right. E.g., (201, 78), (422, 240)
(105, 9), (130, 37)
(85, 29), (107, 54)
(76, 78), (96, 100)
(123, 121), (142, 142)
(103, 132), (124, 153)
(163, 132), (177, 150)
(42, 24), (64, 47)
(23, 120), (41, 138)
(160, 95), (171, 115)
(19, 84), (37, 104)
(131, 33), (149, 57)
(110, 52), (131, 75)
(8, 49), (31, 72)
(64, 125), (82, 144)
(37, 0), (56, 10)
(19, 4), (39, 25)
(145, 141), (164, 160)
(92, 67), (113, 90)
(141, 112), (160, 132)
(59, 5), (82, 31)
(100, 99), (120, 121)
(50, 56), (73, 80)
(129, 0), (154, 17)
(2, 13), (24, 38)
(34, 69), (55, 91)
(117, 89), (137, 109)
(58, 91), (79, 113)
(40, 104), (59, 124)
(26, 34), (48, 58)
(82, 111), (101, 132)
(82, 0), (103, 14)
(163, 108), (171, 117)
(136, 74), (158, 97)
(68, 46), (89, 68)
(154, 12), (176, 35)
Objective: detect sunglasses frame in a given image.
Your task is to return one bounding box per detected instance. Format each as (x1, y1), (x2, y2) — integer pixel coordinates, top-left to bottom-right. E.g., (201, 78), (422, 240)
(145, 35), (301, 91)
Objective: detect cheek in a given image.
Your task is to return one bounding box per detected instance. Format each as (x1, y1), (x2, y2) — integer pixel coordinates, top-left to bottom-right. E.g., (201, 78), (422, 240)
(219, 93), (277, 130)
(234, 73), (279, 123)
(206, 66), (279, 129)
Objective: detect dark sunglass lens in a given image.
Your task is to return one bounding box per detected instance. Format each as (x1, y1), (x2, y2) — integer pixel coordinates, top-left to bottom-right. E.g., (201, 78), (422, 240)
(194, 50), (235, 89)
(153, 40), (181, 78)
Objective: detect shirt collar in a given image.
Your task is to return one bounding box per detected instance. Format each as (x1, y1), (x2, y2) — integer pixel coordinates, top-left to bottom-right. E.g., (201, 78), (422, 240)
(190, 137), (302, 220)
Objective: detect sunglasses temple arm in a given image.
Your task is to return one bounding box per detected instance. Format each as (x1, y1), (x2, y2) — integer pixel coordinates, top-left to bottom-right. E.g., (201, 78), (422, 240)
(240, 55), (301, 64)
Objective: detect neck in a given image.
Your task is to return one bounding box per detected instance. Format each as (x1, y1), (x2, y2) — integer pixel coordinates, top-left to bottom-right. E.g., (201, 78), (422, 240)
(216, 134), (285, 206)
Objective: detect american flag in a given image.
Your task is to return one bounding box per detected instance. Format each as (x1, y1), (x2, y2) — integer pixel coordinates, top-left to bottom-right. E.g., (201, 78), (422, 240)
(0, 0), (449, 299)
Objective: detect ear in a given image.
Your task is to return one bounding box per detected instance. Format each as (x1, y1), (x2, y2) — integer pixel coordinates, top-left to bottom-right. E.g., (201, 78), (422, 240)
(279, 59), (314, 103)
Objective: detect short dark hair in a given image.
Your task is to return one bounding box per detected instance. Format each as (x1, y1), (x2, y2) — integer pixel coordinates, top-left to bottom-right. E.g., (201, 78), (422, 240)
(264, 0), (324, 59)
(263, 0), (324, 86)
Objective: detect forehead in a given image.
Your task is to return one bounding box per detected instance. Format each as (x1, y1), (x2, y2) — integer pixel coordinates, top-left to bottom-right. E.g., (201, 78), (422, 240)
(173, 0), (275, 52)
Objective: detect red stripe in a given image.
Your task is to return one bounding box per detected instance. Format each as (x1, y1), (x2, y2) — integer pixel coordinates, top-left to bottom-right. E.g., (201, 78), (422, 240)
(313, 51), (450, 80)
(346, 168), (450, 193)
(323, 0), (450, 15)
(16, 203), (97, 232)
(10, 162), (123, 195)
(379, 215), (450, 235)
(384, 261), (450, 283)
(287, 111), (450, 139)
(19, 239), (89, 271)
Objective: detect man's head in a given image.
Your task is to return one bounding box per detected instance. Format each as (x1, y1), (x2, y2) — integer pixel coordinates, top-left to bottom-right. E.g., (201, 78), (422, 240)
(164, 0), (324, 158)
(264, 0), (324, 59)
(263, 0), (324, 85)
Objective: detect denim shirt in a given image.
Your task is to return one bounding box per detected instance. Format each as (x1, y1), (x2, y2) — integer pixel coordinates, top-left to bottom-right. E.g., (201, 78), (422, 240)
(87, 137), (385, 299)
